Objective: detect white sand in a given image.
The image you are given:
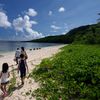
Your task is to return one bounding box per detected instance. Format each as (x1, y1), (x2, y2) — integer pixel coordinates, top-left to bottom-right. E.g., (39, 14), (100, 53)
(0, 45), (65, 100)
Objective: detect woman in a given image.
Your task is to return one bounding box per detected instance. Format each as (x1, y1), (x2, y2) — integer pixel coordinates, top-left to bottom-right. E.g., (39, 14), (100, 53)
(21, 47), (28, 60)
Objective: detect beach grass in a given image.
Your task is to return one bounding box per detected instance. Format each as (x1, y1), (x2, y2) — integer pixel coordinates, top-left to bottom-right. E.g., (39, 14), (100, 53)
(31, 44), (100, 100)
(8, 66), (16, 95)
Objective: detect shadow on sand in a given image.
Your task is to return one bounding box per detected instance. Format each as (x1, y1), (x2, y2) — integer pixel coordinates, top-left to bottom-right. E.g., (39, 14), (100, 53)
(8, 84), (23, 95)
(13, 84), (23, 90)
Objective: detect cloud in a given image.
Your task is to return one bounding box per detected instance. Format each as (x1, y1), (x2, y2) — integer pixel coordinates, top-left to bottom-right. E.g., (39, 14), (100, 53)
(25, 32), (44, 40)
(13, 17), (24, 32)
(13, 15), (43, 40)
(12, 31), (44, 41)
(26, 8), (37, 17)
(48, 11), (52, 16)
(51, 25), (61, 30)
(61, 32), (66, 35)
(13, 15), (38, 32)
(0, 11), (11, 28)
(30, 20), (37, 25)
(58, 7), (65, 12)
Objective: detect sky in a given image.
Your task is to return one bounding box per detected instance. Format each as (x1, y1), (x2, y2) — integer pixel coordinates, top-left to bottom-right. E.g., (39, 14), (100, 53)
(0, 0), (100, 41)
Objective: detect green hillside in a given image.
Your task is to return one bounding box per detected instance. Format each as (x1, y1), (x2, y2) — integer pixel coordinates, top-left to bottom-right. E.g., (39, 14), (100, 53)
(29, 23), (100, 99)
(31, 23), (100, 44)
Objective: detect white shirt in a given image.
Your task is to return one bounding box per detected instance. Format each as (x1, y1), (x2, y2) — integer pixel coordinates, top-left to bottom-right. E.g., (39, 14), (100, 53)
(15, 50), (21, 58)
(1, 72), (9, 83)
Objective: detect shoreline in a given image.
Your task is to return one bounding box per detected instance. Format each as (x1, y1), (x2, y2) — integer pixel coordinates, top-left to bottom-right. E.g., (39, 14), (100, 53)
(0, 44), (62, 57)
(0, 44), (66, 71)
(0, 44), (66, 100)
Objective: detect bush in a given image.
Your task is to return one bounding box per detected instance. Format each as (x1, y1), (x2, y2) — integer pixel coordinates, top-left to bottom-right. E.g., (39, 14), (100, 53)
(31, 45), (100, 100)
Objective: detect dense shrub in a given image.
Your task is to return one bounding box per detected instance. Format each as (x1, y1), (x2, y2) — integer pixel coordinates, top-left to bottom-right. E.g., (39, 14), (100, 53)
(31, 45), (100, 100)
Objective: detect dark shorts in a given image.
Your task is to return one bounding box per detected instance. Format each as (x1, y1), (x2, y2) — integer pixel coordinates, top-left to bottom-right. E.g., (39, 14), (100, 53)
(19, 68), (26, 78)
(1, 81), (9, 85)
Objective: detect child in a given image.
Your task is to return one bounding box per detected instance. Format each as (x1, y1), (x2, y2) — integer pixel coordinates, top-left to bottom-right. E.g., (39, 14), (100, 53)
(18, 54), (29, 85)
(0, 63), (10, 97)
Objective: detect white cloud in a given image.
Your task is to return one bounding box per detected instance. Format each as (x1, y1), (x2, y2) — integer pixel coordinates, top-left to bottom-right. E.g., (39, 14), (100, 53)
(13, 17), (24, 32)
(26, 8), (37, 17)
(51, 25), (61, 30)
(61, 32), (66, 35)
(13, 15), (38, 32)
(48, 11), (52, 16)
(30, 20), (38, 25)
(0, 11), (11, 28)
(58, 7), (65, 12)
(25, 32), (44, 39)
(13, 15), (43, 40)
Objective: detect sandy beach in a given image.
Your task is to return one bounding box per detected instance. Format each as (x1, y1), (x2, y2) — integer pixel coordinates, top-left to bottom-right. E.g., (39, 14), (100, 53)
(0, 44), (65, 100)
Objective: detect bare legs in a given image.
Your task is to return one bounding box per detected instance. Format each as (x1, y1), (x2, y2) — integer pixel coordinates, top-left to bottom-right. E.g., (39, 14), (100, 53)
(0, 84), (7, 96)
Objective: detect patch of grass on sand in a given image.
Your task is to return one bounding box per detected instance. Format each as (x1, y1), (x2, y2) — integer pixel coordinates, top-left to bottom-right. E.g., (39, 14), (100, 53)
(8, 67), (16, 95)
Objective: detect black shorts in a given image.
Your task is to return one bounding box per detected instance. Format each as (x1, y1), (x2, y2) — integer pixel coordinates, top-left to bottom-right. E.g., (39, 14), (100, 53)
(1, 81), (9, 85)
(19, 68), (26, 78)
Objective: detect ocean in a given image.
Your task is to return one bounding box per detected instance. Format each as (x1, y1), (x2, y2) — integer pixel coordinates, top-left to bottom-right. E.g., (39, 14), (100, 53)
(0, 41), (59, 53)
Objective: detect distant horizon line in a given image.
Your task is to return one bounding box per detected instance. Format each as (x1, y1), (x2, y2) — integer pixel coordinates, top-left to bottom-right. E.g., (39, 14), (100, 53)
(0, 40), (26, 42)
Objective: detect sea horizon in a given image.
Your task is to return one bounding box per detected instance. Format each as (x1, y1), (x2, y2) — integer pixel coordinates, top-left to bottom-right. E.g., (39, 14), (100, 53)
(0, 41), (60, 54)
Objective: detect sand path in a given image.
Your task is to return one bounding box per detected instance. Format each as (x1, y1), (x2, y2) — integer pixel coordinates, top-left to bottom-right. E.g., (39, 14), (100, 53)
(0, 45), (65, 100)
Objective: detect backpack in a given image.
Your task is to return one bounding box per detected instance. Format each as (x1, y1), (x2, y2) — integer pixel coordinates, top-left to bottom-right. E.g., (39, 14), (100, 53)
(21, 51), (28, 59)
(25, 54), (28, 59)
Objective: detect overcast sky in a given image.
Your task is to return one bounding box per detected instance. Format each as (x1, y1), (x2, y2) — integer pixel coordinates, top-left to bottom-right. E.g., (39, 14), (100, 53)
(0, 0), (100, 40)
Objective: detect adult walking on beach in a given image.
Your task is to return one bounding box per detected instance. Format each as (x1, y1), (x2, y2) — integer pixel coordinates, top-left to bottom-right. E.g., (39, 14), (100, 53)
(21, 47), (28, 60)
(15, 48), (21, 65)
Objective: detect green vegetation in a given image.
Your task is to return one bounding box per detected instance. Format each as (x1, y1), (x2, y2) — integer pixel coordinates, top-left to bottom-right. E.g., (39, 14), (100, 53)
(31, 45), (100, 99)
(8, 66), (16, 95)
(8, 76), (16, 95)
(26, 92), (31, 96)
(30, 22), (100, 99)
(31, 23), (100, 44)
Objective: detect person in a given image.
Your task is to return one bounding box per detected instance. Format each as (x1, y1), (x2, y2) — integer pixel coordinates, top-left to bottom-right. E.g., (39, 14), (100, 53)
(15, 48), (21, 65)
(0, 63), (10, 97)
(18, 54), (29, 85)
(21, 47), (28, 60)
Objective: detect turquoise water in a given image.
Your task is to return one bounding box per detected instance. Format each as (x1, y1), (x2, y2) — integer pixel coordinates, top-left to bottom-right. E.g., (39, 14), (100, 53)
(0, 41), (59, 53)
